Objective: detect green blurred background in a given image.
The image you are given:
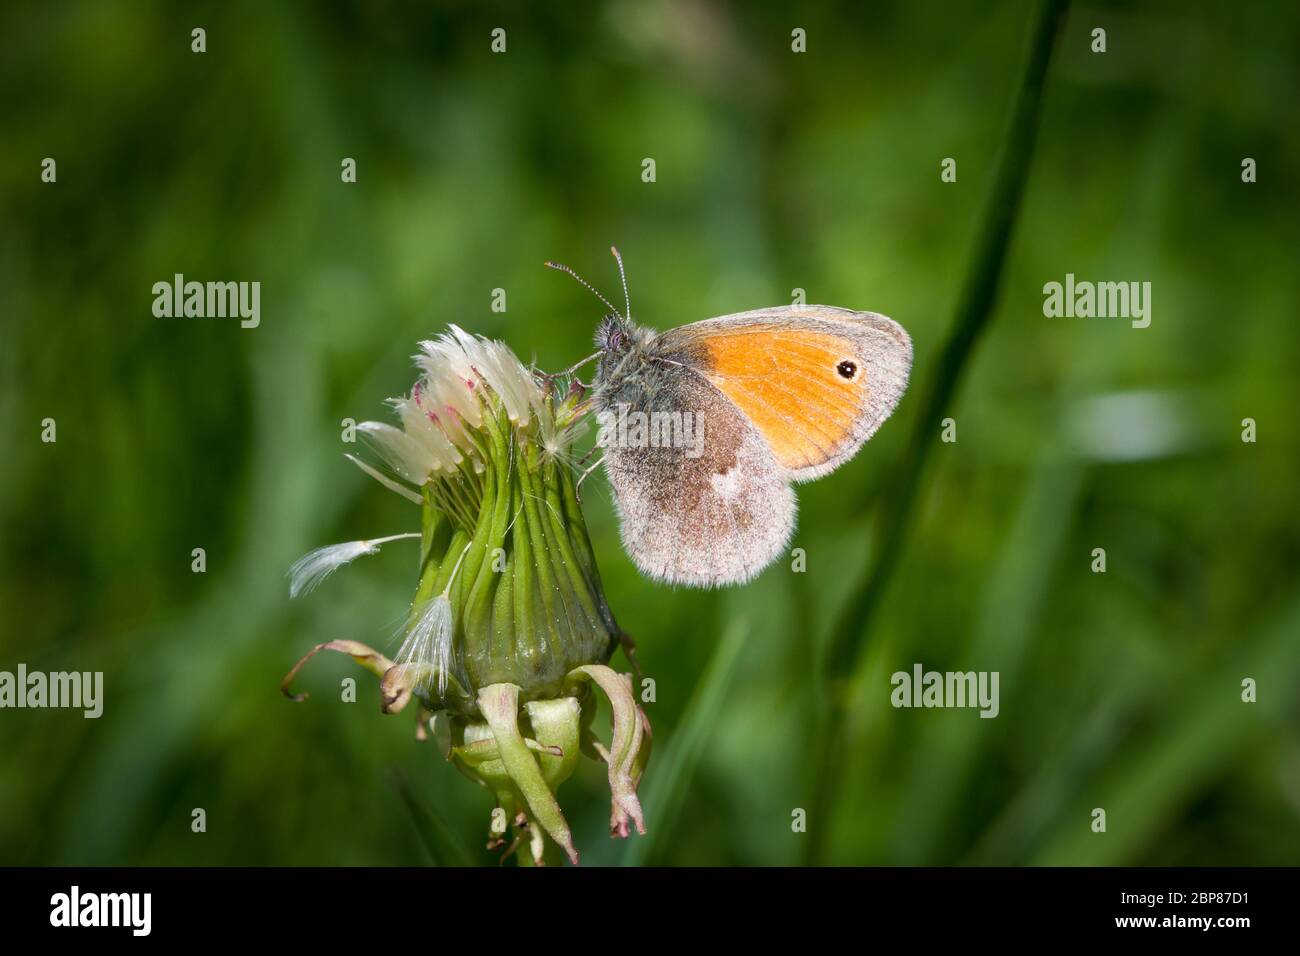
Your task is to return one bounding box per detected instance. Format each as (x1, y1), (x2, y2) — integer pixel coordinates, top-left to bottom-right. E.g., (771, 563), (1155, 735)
(2, 0), (1297, 866)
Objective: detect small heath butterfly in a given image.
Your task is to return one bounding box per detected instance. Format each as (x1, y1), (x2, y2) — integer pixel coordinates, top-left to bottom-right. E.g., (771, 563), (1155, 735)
(547, 249), (912, 587)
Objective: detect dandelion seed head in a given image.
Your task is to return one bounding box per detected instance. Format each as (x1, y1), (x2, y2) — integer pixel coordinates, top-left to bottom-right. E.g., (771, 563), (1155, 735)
(351, 327), (566, 503)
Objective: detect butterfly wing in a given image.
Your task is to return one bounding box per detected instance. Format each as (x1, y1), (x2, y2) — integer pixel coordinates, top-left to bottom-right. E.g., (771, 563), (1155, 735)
(658, 306), (912, 481)
(598, 366), (795, 587)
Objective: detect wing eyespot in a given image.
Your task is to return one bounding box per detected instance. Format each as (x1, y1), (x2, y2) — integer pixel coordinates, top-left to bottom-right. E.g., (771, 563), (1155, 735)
(836, 360), (858, 380)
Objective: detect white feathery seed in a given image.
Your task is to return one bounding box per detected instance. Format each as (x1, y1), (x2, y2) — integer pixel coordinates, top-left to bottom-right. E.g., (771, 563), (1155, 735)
(344, 454), (423, 504)
(288, 533), (422, 598)
(396, 594), (455, 697)
(352, 326), (558, 500)
(395, 542), (472, 697)
(356, 421), (436, 484)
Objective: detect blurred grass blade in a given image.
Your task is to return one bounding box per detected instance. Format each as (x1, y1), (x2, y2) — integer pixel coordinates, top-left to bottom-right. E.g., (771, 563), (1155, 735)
(805, 0), (1071, 865)
(830, 0), (1070, 688)
(622, 619), (748, 867)
(391, 769), (478, 867)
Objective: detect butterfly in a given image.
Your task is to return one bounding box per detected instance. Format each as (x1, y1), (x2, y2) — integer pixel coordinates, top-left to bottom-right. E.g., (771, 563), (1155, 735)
(548, 248), (912, 587)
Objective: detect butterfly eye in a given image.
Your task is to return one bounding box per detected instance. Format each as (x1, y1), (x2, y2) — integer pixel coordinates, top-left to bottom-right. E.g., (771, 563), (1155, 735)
(836, 360), (858, 380)
(595, 315), (627, 352)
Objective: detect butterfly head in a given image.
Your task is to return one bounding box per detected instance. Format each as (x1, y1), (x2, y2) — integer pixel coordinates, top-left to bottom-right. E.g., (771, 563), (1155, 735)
(546, 245), (640, 353)
(594, 312), (635, 355)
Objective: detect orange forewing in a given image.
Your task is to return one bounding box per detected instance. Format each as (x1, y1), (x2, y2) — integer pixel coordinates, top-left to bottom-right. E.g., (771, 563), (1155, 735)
(697, 329), (866, 471)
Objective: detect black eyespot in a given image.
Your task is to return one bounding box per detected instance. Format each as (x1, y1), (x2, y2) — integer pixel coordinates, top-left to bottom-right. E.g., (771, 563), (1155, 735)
(837, 360), (857, 380)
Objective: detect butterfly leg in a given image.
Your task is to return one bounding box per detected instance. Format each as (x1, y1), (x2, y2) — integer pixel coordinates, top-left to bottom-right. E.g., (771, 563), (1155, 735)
(574, 453), (606, 503)
(616, 629), (643, 685)
(544, 351), (600, 393)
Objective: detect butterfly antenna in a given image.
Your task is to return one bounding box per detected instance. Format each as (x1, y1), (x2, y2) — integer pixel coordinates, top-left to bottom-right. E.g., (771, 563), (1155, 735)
(610, 246), (631, 321)
(544, 260), (623, 320)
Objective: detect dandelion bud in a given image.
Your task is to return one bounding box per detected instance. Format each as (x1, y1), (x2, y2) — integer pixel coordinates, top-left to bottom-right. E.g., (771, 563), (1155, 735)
(284, 326), (651, 865)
